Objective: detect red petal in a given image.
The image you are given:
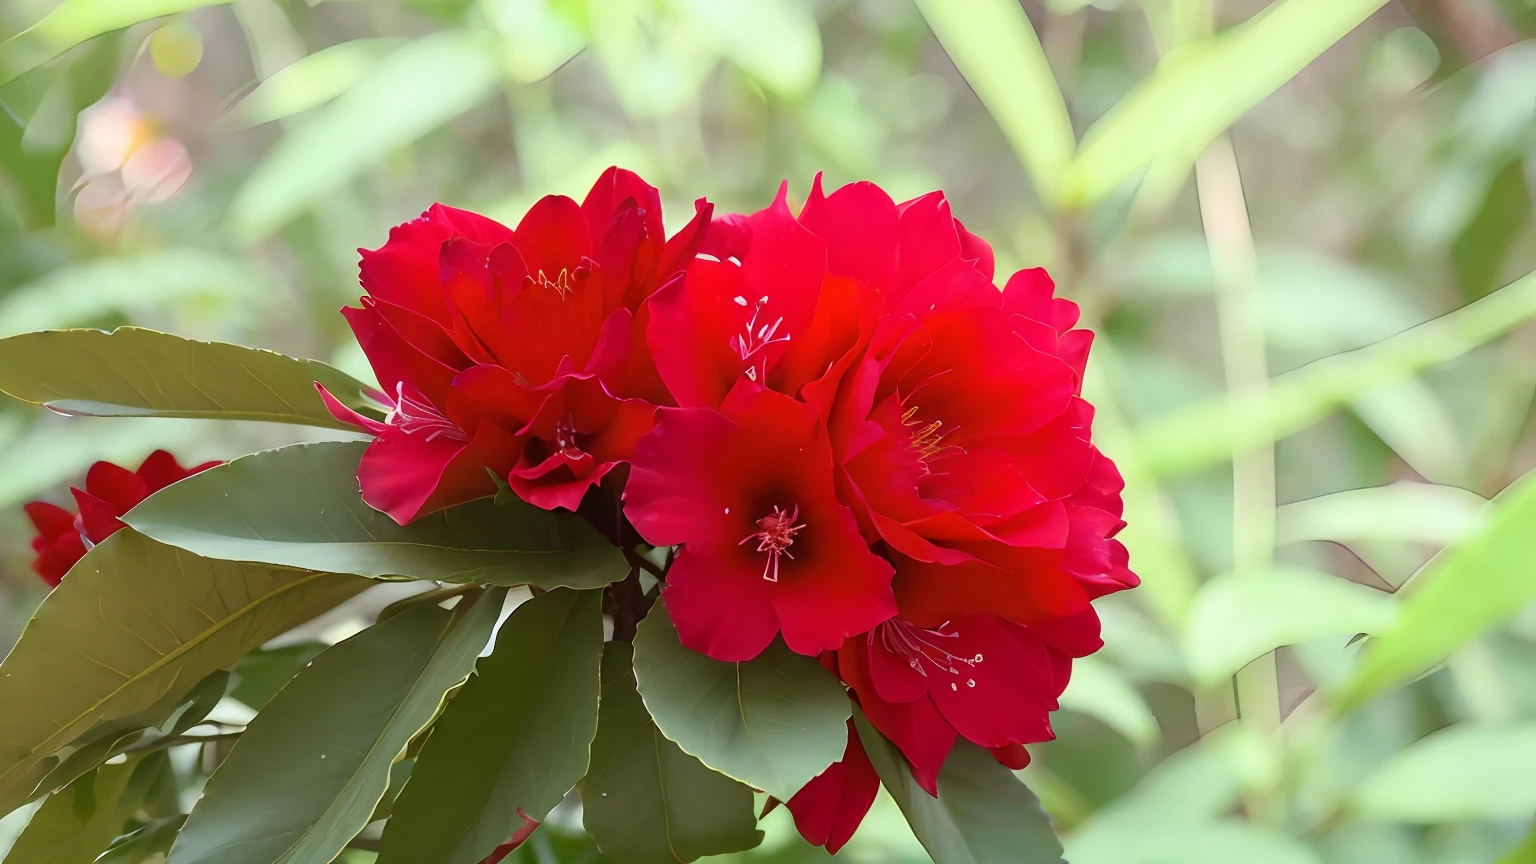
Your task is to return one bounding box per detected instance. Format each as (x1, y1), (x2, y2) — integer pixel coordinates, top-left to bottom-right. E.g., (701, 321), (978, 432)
(840, 643), (953, 797)
(514, 194), (591, 281)
(645, 261), (747, 409)
(72, 488), (130, 545)
(892, 192), (961, 306)
(357, 421), (520, 524)
(925, 617), (1057, 749)
(989, 742), (1031, 770)
(316, 382), (388, 434)
(662, 548), (782, 661)
(797, 174), (899, 296)
(787, 719), (880, 854)
(23, 501), (75, 537)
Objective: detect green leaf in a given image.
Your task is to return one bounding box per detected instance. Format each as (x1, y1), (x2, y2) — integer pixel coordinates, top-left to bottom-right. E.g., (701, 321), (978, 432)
(0, 327), (380, 428)
(378, 589), (603, 864)
(1183, 566), (1398, 686)
(168, 591), (505, 864)
(0, 530), (369, 818)
(220, 39), (403, 129)
(912, 0), (1074, 205)
(1452, 157), (1531, 302)
(672, 0), (820, 99)
(854, 712), (1064, 864)
(1337, 469), (1536, 710)
(581, 643), (763, 863)
(0, 0), (232, 87)
(0, 35), (117, 228)
(1067, 821), (1322, 864)
(228, 643), (325, 711)
(1059, 0), (1392, 209)
(1136, 266), (1536, 477)
(1056, 656), (1161, 751)
(229, 31), (502, 243)
(0, 252), (265, 338)
(126, 441), (628, 588)
(2, 755), (149, 864)
(1354, 723), (1536, 821)
(1275, 482), (1487, 547)
(97, 816), (185, 864)
(631, 601), (849, 801)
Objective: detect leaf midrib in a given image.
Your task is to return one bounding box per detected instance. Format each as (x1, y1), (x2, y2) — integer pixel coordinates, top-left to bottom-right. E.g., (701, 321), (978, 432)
(0, 568), (340, 792)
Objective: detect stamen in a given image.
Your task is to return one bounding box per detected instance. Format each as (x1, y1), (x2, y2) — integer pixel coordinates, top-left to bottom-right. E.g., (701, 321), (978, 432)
(901, 404), (964, 469)
(730, 296), (791, 382)
(554, 416), (589, 461)
(388, 382), (469, 443)
(738, 504), (805, 582)
(873, 619), (983, 680)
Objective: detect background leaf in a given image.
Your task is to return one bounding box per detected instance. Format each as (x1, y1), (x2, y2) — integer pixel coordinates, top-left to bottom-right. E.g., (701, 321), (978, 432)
(169, 590), (505, 864)
(911, 0), (1074, 205)
(126, 441), (628, 588)
(0, 530), (368, 818)
(632, 601), (850, 801)
(0, 328), (379, 428)
(229, 31), (502, 243)
(581, 642), (764, 864)
(2, 755), (148, 864)
(855, 712), (1065, 864)
(1353, 723), (1536, 821)
(220, 39), (403, 130)
(1338, 469), (1536, 709)
(377, 588), (604, 864)
(0, 0), (232, 86)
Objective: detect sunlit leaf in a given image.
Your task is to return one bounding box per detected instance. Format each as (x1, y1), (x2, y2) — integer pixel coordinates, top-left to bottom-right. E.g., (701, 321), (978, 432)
(672, 0), (820, 99)
(0, 252), (263, 338)
(1136, 266), (1536, 477)
(230, 31), (502, 243)
(1337, 469), (1536, 710)
(220, 38), (403, 129)
(581, 642), (763, 863)
(1275, 482), (1487, 547)
(169, 591), (505, 864)
(0, 0), (231, 87)
(127, 442), (628, 588)
(631, 601), (849, 801)
(1183, 566), (1398, 686)
(913, 0), (1074, 204)
(0, 530), (369, 818)
(1354, 723), (1536, 821)
(854, 712), (1064, 864)
(96, 816), (185, 864)
(377, 589), (603, 864)
(0, 328), (380, 428)
(1060, 0), (1392, 209)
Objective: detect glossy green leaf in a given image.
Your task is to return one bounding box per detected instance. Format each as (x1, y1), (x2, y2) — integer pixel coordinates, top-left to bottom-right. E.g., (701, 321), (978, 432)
(0, 328), (380, 428)
(169, 591), (505, 864)
(0, 530), (369, 818)
(1136, 266), (1536, 477)
(220, 39), (403, 129)
(2, 755), (148, 864)
(127, 442), (628, 588)
(1276, 482), (1487, 547)
(1337, 469), (1536, 710)
(378, 589), (603, 864)
(581, 643), (763, 863)
(0, 253), (265, 337)
(1354, 723), (1536, 821)
(0, 0), (231, 87)
(1184, 566), (1398, 686)
(230, 31), (501, 243)
(854, 712), (1064, 864)
(631, 602), (849, 800)
(228, 643), (325, 711)
(97, 816), (185, 864)
(913, 0), (1074, 204)
(1059, 0), (1391, 209)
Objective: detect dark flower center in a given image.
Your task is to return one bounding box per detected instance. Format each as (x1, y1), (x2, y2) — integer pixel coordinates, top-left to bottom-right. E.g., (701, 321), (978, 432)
(738, 503), (805, 582)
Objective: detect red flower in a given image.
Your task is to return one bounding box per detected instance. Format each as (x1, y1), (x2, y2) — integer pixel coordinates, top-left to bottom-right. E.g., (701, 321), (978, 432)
(23, 450), (219, 587)
(322, 167), (710, 523)
(624, 382), (896, 661)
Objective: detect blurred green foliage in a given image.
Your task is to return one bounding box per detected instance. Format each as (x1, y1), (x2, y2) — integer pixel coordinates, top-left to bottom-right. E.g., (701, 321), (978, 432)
(3, 0), (1536, 862)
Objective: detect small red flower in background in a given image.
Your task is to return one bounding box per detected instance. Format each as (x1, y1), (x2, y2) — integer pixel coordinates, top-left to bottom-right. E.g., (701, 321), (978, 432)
(321, 167), (711, 523)
(23, 450), (219, 586)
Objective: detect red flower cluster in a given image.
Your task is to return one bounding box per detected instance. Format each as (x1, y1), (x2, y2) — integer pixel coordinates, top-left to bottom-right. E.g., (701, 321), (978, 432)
(329, 170), (1137, 853)
(24, 450), (219, 586)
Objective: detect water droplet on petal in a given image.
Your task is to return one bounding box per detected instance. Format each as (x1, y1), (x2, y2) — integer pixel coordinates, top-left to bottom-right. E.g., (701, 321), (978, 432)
(967, 679), (976, 688)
